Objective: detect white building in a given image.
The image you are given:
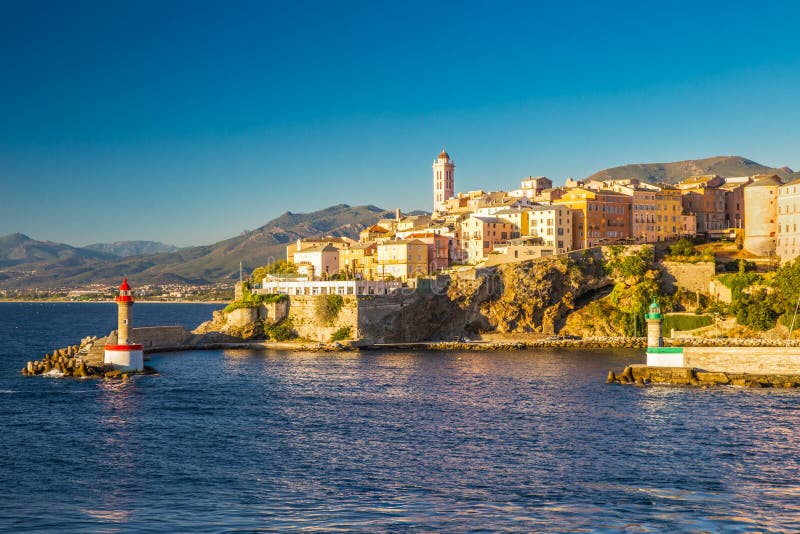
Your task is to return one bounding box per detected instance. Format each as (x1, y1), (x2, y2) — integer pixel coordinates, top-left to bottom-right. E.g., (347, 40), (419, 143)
(777, 178), (800, 264)
(293, 243), (340, 278)
(527, 204), (573, 253)
(508, 176), (553, 198)
(433, 149), (455, 213)
(261, 278), (402, 296)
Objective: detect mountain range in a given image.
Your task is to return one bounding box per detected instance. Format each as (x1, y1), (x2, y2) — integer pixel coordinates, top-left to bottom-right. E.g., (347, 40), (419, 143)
(2, 155), (797, 290)
(0, 204), (392, 289)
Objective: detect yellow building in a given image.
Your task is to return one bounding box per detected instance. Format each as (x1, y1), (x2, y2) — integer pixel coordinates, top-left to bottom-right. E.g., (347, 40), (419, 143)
(376, 239), (429, 281)
(339, 242), (377, 279)
(654, 185), (684, 241)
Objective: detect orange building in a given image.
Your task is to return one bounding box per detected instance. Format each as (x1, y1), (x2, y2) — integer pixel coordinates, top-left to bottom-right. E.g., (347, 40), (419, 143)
(676, 175), (726, 236)
(407, 232), (451, 272)
(555, 188), (631, 249)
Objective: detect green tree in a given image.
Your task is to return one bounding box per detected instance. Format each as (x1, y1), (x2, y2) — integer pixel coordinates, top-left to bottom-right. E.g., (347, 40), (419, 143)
(251, 260), (298, 284)
(770, 258), (800, 318)
(669, 238), (695, 257)
(315, 294), (344, 325)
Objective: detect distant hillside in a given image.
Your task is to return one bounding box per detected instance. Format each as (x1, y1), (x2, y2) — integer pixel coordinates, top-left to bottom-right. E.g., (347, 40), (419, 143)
(83, 241), (179, 257)
(587, 156), (798, 184)
(0, 204), (392, 289)
(0, 233), (114, 269)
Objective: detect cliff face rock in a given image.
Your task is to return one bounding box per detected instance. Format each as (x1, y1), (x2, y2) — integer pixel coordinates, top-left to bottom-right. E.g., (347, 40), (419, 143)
(476, 256), (608, 334)
(561, 299), (629, 338)
(375, 254), (610, 341)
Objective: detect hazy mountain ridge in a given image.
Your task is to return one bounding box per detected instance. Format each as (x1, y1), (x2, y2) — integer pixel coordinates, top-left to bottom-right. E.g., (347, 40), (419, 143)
(0, 204), (392, 289)
(82, 241), (179, 257)
(587, 156), (798, 184)
(0, 233), (116, 269)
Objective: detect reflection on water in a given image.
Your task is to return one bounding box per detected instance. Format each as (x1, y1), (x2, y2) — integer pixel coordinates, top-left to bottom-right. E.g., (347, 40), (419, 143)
(1, 303), (800, 531)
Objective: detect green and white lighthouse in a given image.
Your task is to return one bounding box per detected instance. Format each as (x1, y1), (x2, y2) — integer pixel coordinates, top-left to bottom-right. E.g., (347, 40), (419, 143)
(645, 298), (663, 349)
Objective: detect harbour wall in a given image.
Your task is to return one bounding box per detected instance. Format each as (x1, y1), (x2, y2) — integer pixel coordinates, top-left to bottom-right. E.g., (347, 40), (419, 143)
(648, 345), (800, 375)
(684, 346), (800, 375)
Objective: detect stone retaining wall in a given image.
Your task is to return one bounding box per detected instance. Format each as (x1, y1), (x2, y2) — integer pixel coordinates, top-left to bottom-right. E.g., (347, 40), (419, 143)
(660, 261), (716, 294)
(106, 326), (195, 351)
(684, 346), (800, 374)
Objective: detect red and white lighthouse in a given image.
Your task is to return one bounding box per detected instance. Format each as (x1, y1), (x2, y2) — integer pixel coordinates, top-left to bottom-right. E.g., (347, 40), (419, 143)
(104, 277), (144, 371)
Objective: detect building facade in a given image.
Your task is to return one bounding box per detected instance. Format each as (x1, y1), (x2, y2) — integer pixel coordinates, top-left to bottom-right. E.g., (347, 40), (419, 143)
(292, 243), (340, 278)
(459, 216), (514, 263)
(554, 188), (631, 249)
(777, 178), (800, 264)
(376, 239), (429, 281)
(743, 174), (782, 257)
(526, 204), (573, 252)
(654, 185), (684, 241)
(261, 279), (402, 296)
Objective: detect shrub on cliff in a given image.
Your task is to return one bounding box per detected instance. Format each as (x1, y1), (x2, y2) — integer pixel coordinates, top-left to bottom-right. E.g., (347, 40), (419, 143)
(315, 294), (344, 325)
(604, 246), (661, 336)
(267, 318), (295, 341)
(330, 326), (352, 342)
(224, 290), (287, 313)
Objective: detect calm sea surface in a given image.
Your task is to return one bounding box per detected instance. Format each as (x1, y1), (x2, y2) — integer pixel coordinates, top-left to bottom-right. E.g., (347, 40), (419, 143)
(1, 302), (799, 532)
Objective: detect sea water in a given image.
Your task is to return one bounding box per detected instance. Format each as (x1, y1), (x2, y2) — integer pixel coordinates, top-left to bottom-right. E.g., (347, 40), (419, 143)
(0, 302), (799, 532)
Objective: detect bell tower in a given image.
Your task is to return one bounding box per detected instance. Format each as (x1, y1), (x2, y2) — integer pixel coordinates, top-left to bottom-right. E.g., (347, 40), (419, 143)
(432, 149), (455, 213)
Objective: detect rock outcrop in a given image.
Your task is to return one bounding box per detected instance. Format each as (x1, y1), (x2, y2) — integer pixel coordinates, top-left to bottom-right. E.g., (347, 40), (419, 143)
(371, 253), (610, 342)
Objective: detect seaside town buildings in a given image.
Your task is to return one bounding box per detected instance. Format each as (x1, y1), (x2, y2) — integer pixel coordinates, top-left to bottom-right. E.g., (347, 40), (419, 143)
(267, 150), (797, 290)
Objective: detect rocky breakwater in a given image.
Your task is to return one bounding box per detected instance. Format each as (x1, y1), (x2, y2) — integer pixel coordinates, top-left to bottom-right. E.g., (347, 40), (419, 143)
(20, 337), (156, 380)
(606, 364), (800, 388)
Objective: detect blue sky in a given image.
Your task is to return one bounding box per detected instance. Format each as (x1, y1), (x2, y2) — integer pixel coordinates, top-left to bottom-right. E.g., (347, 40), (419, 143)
(2, 0), (800, 246)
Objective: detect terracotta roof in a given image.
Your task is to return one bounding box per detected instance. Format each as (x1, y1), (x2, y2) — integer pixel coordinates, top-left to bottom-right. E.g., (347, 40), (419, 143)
(438, 149), (450, 160)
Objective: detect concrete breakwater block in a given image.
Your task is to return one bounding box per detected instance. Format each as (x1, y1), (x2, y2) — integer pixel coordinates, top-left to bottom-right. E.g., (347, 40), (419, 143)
(606, 364), (800, 388)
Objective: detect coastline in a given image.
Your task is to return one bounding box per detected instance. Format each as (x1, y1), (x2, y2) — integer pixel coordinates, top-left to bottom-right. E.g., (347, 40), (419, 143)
(0, 299), (228, 305)
(147, 335), (800, 354)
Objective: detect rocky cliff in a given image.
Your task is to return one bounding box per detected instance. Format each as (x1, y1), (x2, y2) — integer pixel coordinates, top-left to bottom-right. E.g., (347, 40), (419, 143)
(370, 253), (611, 342)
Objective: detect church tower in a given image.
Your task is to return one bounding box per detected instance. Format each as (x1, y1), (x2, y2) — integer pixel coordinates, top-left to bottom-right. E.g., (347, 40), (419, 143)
(432, 149), (455, 213)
